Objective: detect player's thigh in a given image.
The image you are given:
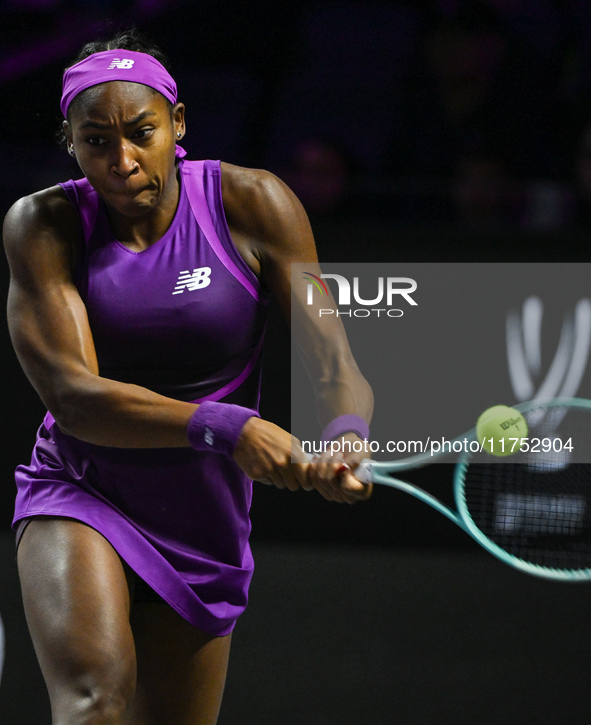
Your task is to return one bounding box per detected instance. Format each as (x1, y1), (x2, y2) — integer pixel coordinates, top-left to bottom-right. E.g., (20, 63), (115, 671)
(125, 602), (232, 725)
(17, 517), (136, 701)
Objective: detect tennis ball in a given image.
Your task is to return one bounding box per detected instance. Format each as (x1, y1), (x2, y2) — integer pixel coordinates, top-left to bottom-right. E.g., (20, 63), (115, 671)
(476, 405), (528, 457)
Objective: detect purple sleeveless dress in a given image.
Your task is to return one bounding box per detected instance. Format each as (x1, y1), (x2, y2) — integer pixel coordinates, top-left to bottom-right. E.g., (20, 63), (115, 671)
(13, 159), (269, 636)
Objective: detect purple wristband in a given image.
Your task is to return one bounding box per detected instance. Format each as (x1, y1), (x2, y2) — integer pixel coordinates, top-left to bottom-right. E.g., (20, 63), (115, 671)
(321, 414), (370, 443)
(187, 401), (260, 458)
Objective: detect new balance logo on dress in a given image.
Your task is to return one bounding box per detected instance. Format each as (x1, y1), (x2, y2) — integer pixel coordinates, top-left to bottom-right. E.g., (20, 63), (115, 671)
(173, 267), (212, 294)
(107, 58), (135, 69)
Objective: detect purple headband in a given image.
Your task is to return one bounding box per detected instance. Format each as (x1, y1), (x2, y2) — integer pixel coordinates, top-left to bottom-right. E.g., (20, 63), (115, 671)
(60, 48), (178, 117)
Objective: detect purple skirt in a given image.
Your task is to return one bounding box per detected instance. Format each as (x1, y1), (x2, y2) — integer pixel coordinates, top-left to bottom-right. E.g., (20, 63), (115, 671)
(14, 412), (254, 636)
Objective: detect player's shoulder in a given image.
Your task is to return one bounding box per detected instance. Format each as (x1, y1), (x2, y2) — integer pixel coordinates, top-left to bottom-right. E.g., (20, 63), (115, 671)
(4, 185), (76, 230)
(220, 162), (289, 202)
(3, 185), (79, 249)
(220, 161), (306, 232)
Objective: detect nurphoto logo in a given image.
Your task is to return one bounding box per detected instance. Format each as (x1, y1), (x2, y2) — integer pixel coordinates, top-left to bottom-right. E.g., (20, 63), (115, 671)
(303, 272), (418, 318)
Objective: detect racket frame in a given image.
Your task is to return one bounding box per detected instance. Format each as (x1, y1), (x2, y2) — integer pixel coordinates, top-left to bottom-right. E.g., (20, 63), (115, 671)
(356, 397), (591, 581)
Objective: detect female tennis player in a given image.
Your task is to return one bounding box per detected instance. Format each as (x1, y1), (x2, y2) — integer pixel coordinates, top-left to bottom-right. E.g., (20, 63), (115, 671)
(3, 30), (373, 725)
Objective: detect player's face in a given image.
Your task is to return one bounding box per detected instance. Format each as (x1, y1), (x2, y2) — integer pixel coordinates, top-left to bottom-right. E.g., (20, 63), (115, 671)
(64, 81), (185, 219)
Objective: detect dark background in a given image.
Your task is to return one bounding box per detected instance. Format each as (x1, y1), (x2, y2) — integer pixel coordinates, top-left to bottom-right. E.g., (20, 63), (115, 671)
(2, 0), (591, 543)
(1, 1), (591, 723)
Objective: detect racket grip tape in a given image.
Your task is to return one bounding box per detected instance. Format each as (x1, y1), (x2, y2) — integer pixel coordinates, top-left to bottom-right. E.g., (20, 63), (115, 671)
(303, 454), (373, 482)
(354, 459), (374, 483)
(335, 460), (374, 483)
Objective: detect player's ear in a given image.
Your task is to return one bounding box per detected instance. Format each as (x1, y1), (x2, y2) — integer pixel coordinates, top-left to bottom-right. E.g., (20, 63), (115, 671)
(63, 120), (75, 157)
(172, 103), (185, 140)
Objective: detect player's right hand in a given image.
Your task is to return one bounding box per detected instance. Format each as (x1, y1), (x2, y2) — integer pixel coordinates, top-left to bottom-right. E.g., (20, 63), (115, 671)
(233, 417), (312, 491)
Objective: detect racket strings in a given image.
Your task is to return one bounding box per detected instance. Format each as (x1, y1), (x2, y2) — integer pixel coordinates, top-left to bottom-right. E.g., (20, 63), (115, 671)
(461, 406), (591, 571)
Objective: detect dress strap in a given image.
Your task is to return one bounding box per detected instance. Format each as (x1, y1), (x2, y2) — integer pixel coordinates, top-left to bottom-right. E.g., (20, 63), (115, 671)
(180, 160), (264, 302)
(58, 178), (100, 245)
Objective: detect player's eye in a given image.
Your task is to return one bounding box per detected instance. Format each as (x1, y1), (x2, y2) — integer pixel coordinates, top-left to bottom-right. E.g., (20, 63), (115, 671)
(133, 127), (154, 139)
(86, 136), (106, 146)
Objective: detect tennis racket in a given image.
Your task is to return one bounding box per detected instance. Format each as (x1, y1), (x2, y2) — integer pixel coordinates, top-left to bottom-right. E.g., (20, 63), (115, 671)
(349, 397), (591, 581)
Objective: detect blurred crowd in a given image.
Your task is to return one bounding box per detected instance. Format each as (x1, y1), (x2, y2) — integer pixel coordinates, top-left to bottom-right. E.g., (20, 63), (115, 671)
(4, 0), (591, 233)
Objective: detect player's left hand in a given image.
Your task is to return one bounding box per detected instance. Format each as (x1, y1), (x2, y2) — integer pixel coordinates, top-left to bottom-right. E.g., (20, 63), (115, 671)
(306, 435), (373, 504)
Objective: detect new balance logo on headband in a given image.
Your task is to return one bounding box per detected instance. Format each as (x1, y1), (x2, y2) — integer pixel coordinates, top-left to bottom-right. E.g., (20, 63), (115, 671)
(107, 58), (135, 70)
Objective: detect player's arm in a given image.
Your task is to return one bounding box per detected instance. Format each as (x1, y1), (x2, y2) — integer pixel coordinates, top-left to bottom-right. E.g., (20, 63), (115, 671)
(221, 164), (374, 501)
(3, 187), (203, 448)
(4, 187), (310, 489)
